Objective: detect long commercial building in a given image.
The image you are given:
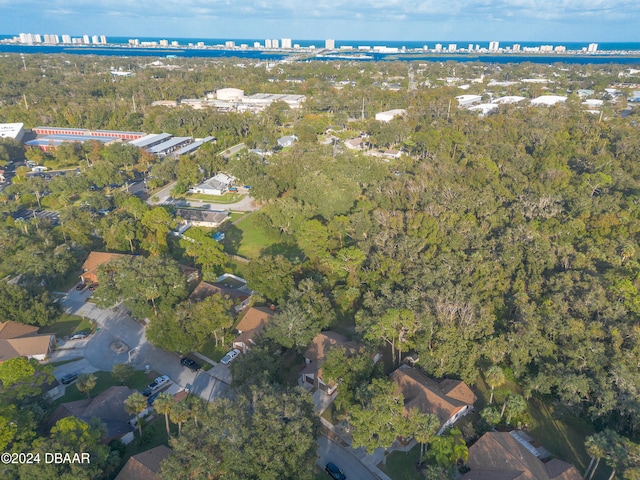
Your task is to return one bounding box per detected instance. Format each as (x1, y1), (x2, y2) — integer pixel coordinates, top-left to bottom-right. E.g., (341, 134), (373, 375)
(25, 126), (213, 157)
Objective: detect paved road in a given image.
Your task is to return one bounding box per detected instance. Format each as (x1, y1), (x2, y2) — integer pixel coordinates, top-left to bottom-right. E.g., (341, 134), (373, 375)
(56, 290), (229, 402)
(317, 435), (377, 480)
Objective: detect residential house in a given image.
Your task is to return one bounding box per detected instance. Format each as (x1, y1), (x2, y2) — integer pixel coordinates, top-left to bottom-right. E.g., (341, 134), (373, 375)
(47, 386), (135, 443)
(115, 445), (172, 480)
(277, 135), (297, 148)
(344, 138), (364, 150)
(80, 252), (135, 284)
(190, 173), (234, 196)
(299, 331), (363, 395)
(391, 364), (476, 435)
(460, 431), (583, 480)
(188, 280), (252, 312)
(382, 149), (403, 159)
(232, 306), (275, 353)
(176, 209), (229, 230)
(81, 251), (197, 285)
(0, 320), (56, 363)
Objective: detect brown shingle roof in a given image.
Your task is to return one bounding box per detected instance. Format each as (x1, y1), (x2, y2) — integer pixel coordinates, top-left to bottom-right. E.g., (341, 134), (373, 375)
(391, 365), (474, 426)
(235, 307), (274, 333)
(188, 281), (250, 303)
(303, 331), (360, 368)
(48, 386), (135, 439)
(464, 432), (583, 480)
(5, 335), (53, 356)
(115, 445), (172, 480)
(440, 378), (477, 404)
(0, 320), (39, 339)
(81, 252), (134, 282)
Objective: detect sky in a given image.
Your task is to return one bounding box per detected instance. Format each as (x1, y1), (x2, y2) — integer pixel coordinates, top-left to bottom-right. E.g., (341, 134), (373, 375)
(1, 0), (639, 42)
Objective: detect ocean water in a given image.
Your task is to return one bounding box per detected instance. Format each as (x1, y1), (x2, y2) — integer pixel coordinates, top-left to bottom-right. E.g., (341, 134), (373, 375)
(1, 36), (640, 65)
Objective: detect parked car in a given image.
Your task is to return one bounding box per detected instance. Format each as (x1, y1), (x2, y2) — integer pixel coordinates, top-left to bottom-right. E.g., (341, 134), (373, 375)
(88, 283), (99, 291)
(75, 282), (86, 291)
(147, 391), (160, 406)
(220, 348), (241, 365)
(325, 462), (346, 480)
(142, 375), (170, 397)
(60, 372), (80, 385)
(180, 357), (201, 372)
(68, 331), (89, 340)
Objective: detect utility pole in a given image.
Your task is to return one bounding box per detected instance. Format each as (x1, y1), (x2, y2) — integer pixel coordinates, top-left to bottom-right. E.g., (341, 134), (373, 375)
(132, 95), (137, 113)
(23, 93), (28, 110)
(361, 98), (365, 120)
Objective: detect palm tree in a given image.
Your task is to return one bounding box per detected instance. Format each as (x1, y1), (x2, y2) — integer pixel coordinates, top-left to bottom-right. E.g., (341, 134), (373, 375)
(124, 392), (148, 437)
(585, 432), (608, 480)
(169, 402), (190, 437)
(501, 394), (527, 424)
(76, 373), (97, 399)
(153, 393), (174, 438)
(485, 365), (506, 405)
(410, 410), (440, 465)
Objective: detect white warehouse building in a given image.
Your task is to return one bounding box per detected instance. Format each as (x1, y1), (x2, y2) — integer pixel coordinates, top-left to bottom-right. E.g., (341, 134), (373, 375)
(375, 109), (407, 122)
(216, 88), (244, 101)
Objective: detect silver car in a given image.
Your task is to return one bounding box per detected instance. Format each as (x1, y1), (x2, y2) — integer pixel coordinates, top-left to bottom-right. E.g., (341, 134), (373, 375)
(220, 348), (241, 365)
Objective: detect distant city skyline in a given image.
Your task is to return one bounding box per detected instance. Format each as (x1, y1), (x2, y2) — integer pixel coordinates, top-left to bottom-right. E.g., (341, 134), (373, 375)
(1, 0), (638, 42)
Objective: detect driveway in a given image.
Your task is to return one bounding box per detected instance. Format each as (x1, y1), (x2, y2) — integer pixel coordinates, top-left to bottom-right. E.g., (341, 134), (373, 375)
(190, 368), (231, 402)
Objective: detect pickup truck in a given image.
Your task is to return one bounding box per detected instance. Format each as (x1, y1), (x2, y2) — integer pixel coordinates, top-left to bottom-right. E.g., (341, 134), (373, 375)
(142, 375), (170, 397)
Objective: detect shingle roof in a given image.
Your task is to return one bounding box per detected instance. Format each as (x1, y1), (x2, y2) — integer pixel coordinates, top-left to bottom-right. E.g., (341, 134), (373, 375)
(391, 365), (475, 426)
(81, 252), (135, 281)
(463, 432), (583, 480)
(115, 445), (172, 480)
(235, 307), (274, 333)
(0, 320), (39, 339)
(303, 331), (360, 368)
(49, 386), (135, 439)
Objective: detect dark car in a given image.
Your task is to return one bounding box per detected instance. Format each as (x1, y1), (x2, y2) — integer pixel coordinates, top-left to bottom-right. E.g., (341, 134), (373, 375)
(75, 282), (86, 291)
(61, 372), (79, 385)
(142, 388), (153, 397)
(88, 283), (99, 291)
(325, 462), (346, 480)
(147, 392), (160, 406)
(180, 357), (201, 372)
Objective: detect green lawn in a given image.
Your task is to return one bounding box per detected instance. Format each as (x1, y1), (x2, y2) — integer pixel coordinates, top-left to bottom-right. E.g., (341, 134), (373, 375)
(198, 340), (227, 363)
(379, 444), (423, 480)
(473, 375), (602, 479)
(184, 192), (244, 203)
(39, 314), (94, 338)
(527, 397), (606, 479)
(51, 370), (157, 409)
(220, 213), (300, 260)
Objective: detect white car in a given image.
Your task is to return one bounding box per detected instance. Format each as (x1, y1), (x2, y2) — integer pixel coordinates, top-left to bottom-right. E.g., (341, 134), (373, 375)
(220, 349), (241, 365)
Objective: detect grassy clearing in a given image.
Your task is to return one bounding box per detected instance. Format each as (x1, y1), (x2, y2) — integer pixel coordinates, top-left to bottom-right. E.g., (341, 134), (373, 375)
(379, 444), (423, 480)
(47, 358), (82, 368)
(39, 314), (94, 338)
(527, 397), (601, 478)
(51, 370), (157, 409)
(220, 213), (300, 260)
(199, 340), (227, 363)
(184, 192), (244, 203)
